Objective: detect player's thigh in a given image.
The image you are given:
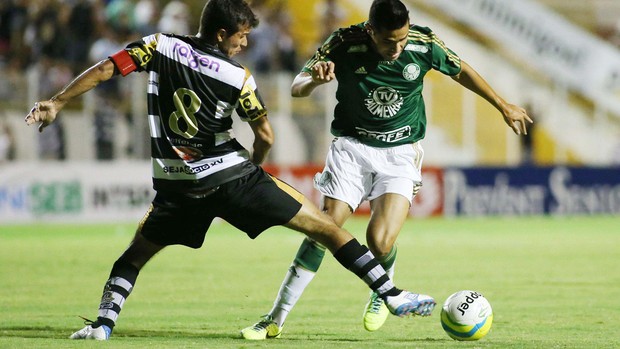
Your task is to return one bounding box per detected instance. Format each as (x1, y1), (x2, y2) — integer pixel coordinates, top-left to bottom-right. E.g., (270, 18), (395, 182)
(314, 138), (367, 211)
(219, 167), (304, 239)
(367, 193), (411, 254)
(322, 196), (353, 227)
(139, 193), (216, 249)
(368, 141), (423, 203)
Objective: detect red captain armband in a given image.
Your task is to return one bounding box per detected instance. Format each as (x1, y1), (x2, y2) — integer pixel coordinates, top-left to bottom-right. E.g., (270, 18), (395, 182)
(109, 50), (138, 76)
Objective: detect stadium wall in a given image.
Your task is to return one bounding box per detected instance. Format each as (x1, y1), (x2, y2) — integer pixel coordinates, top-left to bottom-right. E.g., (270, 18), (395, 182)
(1, 162), (618, 224)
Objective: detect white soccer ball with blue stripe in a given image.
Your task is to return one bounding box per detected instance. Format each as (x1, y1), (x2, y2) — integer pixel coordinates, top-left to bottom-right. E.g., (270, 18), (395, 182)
(440, 290), (493, 341)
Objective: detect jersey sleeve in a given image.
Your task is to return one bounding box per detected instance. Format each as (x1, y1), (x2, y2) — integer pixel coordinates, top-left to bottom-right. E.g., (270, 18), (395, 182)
(301, 24), (368, 73)
(301, 37), (333, 74)
(236, 69), (267, 122)
(430, 32), (462, 76)
(109, 33), (159, 76)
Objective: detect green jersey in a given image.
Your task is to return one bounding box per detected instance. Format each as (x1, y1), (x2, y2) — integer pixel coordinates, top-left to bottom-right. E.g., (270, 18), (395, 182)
(302, 23), (461, 147)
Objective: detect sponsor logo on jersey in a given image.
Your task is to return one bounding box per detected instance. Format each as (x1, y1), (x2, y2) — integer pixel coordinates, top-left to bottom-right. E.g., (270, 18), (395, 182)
(163, 158), (224, 174)
(347, 45), (368, 53)
(403, 63), (421, 81)
(405, 44), (429, 53)
(364, 86), (403, 118)
(173, 41), (221, 72)
(354, 66), (367, 74)
(355, 125), (412, 143)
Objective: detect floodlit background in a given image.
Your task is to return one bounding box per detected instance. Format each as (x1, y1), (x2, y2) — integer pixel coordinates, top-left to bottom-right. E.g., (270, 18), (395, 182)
(1, 0), (619, 222)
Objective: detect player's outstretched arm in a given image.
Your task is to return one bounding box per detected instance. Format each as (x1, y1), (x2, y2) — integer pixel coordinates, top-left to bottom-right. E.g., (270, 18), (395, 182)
(451, 60), (533, 135)
(25, 59), (117, 132)
(291, 61), (336, 98)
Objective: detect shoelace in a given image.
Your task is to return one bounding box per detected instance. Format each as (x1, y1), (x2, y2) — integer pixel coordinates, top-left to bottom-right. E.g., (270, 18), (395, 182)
(368, 294), (384, 314)
(252, 316), (275, 331)
(78, 315), (95, 326)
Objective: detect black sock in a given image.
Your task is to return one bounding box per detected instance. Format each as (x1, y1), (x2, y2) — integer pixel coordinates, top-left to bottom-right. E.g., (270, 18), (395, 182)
(333, 239), (401, 298)
(95, 259), (139, 329)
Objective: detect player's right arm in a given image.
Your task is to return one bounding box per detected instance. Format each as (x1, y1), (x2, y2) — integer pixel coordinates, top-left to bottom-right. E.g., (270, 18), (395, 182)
(291, 61), (336, 97)
(25, 59), (117, 132)
(291, 24), (367, 98)
(25, 34), (156, 133)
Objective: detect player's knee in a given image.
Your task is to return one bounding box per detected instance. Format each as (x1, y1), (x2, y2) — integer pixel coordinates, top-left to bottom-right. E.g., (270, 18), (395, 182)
(367, 237), (394, 258)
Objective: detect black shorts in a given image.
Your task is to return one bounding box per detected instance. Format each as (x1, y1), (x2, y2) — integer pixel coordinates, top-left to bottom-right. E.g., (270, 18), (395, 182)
(138, 167), (304, 248)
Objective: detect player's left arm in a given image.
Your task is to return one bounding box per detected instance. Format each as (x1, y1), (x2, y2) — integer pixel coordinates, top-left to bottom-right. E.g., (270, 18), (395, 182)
(291, 61), (336, 98)
(248, 115), (274, 165)
(451, 60), (533, 135)
(292, 25), (365, 98)
(25, 59), (117, 132)
(237, 70), (273, 164)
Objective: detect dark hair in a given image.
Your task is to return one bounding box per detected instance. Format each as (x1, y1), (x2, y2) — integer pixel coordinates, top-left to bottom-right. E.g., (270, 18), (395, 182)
(368, 0), (409, 32)
(199, 0), (259, 37)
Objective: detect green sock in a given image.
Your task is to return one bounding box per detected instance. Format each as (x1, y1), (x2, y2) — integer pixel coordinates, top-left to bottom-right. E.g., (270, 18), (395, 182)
(377, 245), (397, 280)
(293, 238), (326, 272)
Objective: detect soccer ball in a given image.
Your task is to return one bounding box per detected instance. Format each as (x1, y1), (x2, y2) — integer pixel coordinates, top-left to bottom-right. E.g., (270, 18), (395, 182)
(440, 290), (493, 341)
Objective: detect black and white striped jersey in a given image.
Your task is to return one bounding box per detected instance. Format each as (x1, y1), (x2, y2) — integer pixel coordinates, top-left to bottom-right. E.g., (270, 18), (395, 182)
(110, 33), (267, 194)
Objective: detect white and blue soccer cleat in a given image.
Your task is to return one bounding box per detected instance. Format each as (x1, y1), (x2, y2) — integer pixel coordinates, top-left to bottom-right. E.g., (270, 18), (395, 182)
(385, 291), (436, 317)
(69, 323), (112, 340)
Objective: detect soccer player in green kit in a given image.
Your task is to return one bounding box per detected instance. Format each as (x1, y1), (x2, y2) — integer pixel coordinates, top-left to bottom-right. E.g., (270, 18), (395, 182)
(241, 0), (532, 339)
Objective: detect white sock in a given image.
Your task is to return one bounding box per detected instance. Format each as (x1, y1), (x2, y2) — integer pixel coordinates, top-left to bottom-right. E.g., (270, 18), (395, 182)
(386, 260), (395, 280)
(371, 261), (395, 298)
(268, 263), (316, 327)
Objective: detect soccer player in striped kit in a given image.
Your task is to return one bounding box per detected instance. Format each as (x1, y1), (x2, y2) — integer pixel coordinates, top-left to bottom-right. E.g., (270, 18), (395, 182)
(25, 0), (435, 341)
(242, 0), (532, 339)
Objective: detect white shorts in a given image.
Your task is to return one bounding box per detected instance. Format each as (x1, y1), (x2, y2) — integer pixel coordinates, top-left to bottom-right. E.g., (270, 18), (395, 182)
(313, 137), (424, 211)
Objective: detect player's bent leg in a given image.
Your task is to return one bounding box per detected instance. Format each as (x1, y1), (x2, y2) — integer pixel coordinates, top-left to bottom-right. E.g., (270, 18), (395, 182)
(270, 239), (326, 326)
(366, 193), (409, 257)
(362, 194), (410, 330)
(284, 198), (353, 253)
(241, 239), (326, 340)
(321, 196), (354, 228)
(285, 199), (434, 323)
(330, 239), (434, 319)
(71, 232), (164, 340)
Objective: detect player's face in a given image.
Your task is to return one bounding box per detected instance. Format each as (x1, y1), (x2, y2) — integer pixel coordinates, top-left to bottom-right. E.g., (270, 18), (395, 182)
(367, 22), (409, 61)
(218, 24), (252, 57)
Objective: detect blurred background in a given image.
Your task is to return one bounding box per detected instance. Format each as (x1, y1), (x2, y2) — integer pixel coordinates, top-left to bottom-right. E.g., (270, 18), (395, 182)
(1, 0), (619, 222)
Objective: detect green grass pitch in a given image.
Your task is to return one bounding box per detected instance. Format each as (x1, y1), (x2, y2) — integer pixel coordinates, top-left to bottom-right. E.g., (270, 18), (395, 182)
(1, 216), (619, 348)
